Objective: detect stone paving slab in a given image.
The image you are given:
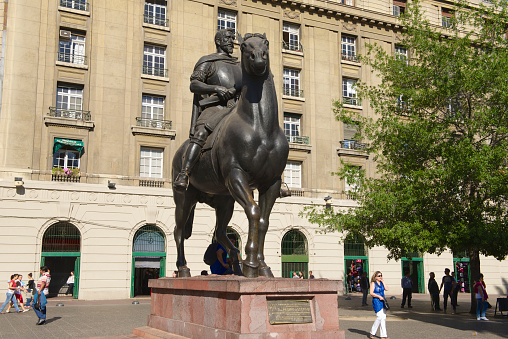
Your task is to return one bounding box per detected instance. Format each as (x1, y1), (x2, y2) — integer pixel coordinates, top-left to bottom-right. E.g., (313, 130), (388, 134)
(0, 294), (506, 339)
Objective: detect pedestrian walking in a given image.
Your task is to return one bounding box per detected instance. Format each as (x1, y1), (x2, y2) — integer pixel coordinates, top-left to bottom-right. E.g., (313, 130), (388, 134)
(400, 270), (413, 308)
(439, 268), (456, 313)
(360, 271), (369, 306)
(0, 274), (21, 313)
(25, 273), (35, 307)
(428, 272), (441, 311)
(12, 274), (28, 312)
(369, 271), (389, 339)
(33, 266), (50, 325)
(66, 271), (75, 296)
(474, 273), (489, 321)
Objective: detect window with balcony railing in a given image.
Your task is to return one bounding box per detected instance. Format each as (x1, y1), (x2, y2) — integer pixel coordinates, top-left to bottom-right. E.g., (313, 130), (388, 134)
(56, 85), (85, 117)
(341, 35), (358, 62)
(340, 140), (367, 150)
(144, 0), (168, 27)
(218, 9), (236, 31)
(283, 68), (303, 98)
(58, 31), (86, 65)
(283, 23), (302, 52)
(140, 148), (163, 178)
(143, 44), (167, 77)
(343, 78), (361, 106)
(60, 0), (88, 11)
(284, 161), (302, 189)
(284, 114), (310, 144)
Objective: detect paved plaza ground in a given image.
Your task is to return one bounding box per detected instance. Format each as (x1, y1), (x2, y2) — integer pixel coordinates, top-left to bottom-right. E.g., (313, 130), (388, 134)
(0, 293), (506, 338)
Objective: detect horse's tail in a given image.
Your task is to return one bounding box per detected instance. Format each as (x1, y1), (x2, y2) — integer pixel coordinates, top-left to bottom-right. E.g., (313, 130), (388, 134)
(184, 206), (195, 240)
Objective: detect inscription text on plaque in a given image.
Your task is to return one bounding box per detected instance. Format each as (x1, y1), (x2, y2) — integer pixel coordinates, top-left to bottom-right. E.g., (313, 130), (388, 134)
(267, 299), (313, 325)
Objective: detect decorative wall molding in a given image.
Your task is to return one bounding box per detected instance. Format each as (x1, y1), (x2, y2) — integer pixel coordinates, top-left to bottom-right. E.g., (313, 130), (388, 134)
(219, 0), (237, 6)
(342, 23), (357, 32)
(283, 10), (300, 20)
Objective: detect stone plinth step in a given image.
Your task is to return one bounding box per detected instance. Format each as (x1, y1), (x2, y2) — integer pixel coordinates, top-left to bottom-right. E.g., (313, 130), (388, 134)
(133, 326), (189, 339)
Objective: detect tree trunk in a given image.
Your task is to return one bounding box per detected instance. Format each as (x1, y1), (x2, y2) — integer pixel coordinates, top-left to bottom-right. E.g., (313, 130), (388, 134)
(468, 249), (480, 314)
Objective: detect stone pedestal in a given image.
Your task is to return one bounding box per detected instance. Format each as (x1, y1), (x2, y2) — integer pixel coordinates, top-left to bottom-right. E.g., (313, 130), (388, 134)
(133, 275), (346, 339)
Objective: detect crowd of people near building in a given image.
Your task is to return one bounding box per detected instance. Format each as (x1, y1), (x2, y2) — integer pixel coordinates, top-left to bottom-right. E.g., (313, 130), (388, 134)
(0, 266), (56, 325)
(0, 273), (34, 314)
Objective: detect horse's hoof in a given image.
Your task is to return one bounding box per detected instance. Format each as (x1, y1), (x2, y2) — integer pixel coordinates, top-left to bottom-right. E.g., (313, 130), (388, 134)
(259, 266), (274, 278)
(242, 261), (259, 278)
(232, 262), (244, 276)
(243, 265), (258, 278)
(178, 267), (191, 277)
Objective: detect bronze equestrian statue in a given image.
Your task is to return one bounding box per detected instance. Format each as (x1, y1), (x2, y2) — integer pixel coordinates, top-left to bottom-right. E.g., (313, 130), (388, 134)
(171, 32), (289, 278)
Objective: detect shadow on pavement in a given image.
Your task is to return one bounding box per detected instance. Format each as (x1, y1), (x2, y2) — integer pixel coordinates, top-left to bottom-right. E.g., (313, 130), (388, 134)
(388, 309), (508, 338)
(45, 316), (62, 324)
(348, 328), (371, 337)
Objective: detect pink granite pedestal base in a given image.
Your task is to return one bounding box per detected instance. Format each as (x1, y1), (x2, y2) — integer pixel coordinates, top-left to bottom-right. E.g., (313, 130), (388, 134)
(133, 275), (345, 339)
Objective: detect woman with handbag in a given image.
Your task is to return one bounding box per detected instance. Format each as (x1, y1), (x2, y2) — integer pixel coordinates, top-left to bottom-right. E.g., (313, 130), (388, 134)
(369, 270), (389, 339)
(33, 266), (50, 325)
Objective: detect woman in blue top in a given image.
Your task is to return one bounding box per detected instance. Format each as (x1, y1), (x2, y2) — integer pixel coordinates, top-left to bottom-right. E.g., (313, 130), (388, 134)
(369, 271), (389, 339)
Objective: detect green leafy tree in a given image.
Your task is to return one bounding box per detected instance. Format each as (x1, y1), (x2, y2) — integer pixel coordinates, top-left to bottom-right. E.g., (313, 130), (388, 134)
(304, 0), (508, 311)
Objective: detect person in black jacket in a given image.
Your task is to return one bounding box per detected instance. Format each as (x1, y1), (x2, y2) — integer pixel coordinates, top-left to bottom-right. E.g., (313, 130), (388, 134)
(428, 272), (441, 311)
(360, 271), (369, 306)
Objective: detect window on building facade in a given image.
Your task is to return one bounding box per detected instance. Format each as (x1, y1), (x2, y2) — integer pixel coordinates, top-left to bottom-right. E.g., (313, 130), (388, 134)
(344, 166), (361, 193)
(442, 8), (453, 28)
(393, 0), (406, 16)
(58, 31), (86, 65)
(53, 149), (80, 169)
(143, 44), (166, 77)
(284, 114), (301, 143)
(217, 9), (236, 31)
(140, 147), (163, 178)
(395, 45), (408, 60)
(284, 161), (302, 188)
(144, 0), (168, 27)
(341, 0), (355, 6)
(142, 95), (165, 121)
(283, 68), (302, 97)
(341, 35), (357, 62)
(60, 0), (88, 11)
(282, 23), (301, 51)
(56, 85), (84, 119)
(342, 78), (359, 106)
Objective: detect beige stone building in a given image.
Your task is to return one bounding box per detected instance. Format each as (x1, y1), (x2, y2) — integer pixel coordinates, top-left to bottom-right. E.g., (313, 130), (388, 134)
(0, 0), (506, 300)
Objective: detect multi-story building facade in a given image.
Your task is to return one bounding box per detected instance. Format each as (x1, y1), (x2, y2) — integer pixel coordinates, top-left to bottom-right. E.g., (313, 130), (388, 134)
(0, 0), (506, 299)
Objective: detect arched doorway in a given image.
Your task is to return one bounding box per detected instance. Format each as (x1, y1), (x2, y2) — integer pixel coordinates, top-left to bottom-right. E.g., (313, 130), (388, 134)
(41, 222), (81, 298)
(281, 229), (308, 278)
(131, 225), (166, 297)
(344, 232), (368, 294)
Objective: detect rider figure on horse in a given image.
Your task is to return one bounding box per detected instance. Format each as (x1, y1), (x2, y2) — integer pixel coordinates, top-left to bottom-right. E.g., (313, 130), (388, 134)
(173, 28), (242, 191)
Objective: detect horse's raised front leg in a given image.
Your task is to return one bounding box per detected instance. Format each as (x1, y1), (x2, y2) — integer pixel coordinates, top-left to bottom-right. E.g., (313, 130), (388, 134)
(257, 178), (281, 278)
(225, 168), (260, 278)
(212, 195), (242, 276)
(173, 188), (198, 277)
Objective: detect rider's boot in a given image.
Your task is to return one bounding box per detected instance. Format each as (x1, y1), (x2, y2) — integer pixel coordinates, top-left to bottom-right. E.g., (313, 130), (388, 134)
(173, 141), (203, 191)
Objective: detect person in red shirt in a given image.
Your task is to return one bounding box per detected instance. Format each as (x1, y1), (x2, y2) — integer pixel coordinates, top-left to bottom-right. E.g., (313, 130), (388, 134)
(0, 274), (21, 313)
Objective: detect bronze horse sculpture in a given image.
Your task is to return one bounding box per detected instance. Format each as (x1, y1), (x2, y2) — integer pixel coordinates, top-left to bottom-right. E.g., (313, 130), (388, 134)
(172, 33), (289, 278)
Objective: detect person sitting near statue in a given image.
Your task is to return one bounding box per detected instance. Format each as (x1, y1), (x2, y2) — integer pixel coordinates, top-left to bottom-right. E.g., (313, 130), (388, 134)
(173, 28), (242, 190)
(210, 238), (235, 276)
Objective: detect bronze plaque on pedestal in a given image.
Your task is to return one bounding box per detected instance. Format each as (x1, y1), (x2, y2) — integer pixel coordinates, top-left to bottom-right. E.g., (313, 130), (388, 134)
(267, 300), (313, 324)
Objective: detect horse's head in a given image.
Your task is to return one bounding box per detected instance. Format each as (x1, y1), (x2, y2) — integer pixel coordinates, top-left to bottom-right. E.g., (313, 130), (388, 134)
(240, 33), (270, 77)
